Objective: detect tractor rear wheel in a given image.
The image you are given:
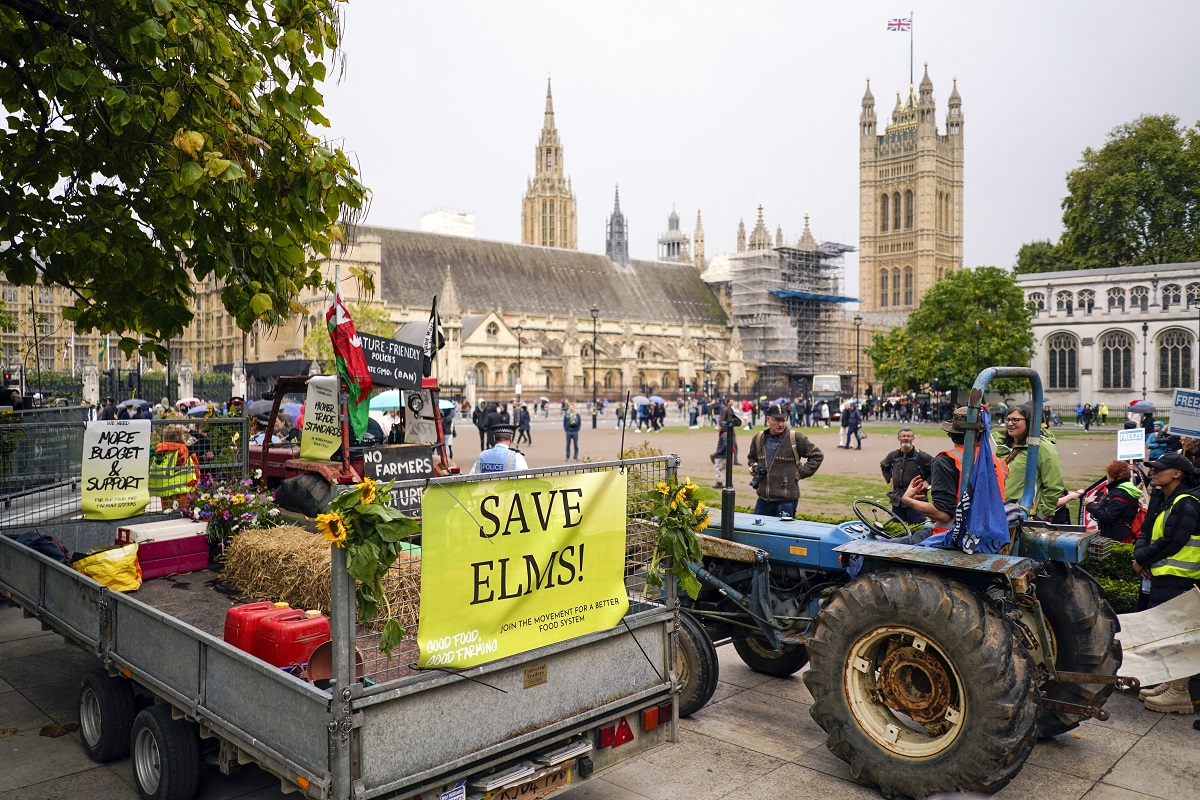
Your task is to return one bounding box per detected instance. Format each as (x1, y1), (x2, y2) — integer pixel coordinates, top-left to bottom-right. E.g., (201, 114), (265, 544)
(804, 568), (1039, 799)
(1034, 562), (1121, 737)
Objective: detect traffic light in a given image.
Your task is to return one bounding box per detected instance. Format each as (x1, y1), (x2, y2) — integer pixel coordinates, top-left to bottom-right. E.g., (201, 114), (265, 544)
(678, 377), (684, 389)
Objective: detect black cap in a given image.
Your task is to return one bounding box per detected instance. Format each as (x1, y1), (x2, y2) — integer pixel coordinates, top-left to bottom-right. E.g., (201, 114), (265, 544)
(492, 424), (515, 439)
(766, 403), (787, 419)
(1145, 453), (1193, 473)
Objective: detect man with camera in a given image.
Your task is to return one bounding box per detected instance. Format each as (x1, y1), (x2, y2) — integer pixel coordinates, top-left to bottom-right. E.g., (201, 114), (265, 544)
(746, 404), (824, 518)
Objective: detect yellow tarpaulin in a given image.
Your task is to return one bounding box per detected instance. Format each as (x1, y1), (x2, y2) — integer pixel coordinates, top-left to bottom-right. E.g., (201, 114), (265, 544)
(417, 470), (629, 668)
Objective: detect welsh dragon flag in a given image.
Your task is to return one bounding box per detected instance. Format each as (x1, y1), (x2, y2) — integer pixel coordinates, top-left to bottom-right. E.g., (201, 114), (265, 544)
(326, 290), (373, 440)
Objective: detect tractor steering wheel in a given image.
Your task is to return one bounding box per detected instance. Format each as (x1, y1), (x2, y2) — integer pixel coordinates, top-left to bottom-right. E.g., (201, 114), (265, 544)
(852, 499), (912, 538)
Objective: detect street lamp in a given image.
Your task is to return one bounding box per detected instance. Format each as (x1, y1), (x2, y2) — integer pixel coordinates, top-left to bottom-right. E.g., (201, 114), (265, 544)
(704, 358), (713, 399)
(1189, 296), (1200, 389)
(515, 324), (523, 403)
(1142, 321), (1149, 400)
(590, 305), (599, 429)
(853, 314), (863, 400)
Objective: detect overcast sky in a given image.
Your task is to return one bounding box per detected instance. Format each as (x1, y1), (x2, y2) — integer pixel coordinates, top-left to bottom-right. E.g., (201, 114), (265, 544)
(320, 1), (1200, 299)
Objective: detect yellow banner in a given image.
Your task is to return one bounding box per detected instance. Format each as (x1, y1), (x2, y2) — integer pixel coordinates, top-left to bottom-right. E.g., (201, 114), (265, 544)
(81, 420), (151, 520)
(299, 375), (341, 461)
(417, 471), (629, 668)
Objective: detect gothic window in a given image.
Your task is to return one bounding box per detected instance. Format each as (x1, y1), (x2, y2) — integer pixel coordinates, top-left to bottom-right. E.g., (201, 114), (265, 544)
(1056, 290), (1074, 314)
(473, 363), (487, 387)
(880, 270), (889, 307)
(545, 148), (552, 171)
(1188, 282), (1200, 306)
(581, 344), (590, 358)
(892, 192), (901, 231)
(37, 287), (53, 303)
(37, 315), (52, 336)
(1029, 292), (1045, 311)
(485, 322), (498, 340)
(1107, 287), (1125, 311)
(881, 195), (889, 232)
(1047, 333), (1078, 390)
(903, 267), (913, 306)
(1159, 330), (1194, 389)
(604, 371), (614, 389)
(507, 363), (519, 386)
(0, 312), (15, 332)
(904, 190), (914, 229)
(661, 372), (671, 388)
(637, 346), (646, 360)
(892, 267), (901, 307)
(1078, 289), (1095, 314)
(1162, 283), (1182, 308)
(1100, 331), (1134, 389)
(1130, 285), (1150, 311)
(1, 286), (17, 303)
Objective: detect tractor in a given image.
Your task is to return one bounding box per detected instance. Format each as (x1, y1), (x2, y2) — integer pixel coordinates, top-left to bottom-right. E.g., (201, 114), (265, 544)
(675, 367), (1131, 799)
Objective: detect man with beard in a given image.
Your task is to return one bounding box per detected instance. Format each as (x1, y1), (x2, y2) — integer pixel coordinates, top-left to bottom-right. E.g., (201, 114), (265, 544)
(879, 427), (933, 524)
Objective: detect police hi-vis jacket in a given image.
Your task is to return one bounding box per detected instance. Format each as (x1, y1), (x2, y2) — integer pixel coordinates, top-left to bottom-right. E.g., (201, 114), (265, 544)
(469, 443), (529, 475)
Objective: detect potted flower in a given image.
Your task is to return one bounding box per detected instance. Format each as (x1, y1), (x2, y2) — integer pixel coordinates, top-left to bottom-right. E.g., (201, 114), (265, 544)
(185, 471), (281, 556)
(645, 476), (714, 600)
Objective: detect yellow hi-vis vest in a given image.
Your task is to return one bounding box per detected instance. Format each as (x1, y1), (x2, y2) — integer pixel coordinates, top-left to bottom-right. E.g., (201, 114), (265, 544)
(149, 446), (199, 497)
(1149, 493), (1200, 580)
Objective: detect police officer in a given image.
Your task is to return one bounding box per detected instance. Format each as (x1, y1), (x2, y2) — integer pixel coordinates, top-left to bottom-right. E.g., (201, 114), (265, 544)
(469, 425), (529, 475)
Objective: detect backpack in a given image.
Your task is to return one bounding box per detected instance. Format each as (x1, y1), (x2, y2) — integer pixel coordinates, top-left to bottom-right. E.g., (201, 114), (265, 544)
(566, 412), (581, 431)
(1129, 502), (1147, 541)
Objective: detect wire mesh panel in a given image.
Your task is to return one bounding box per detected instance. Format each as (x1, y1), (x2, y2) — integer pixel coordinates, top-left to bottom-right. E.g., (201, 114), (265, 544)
(352, 456), (677, 685)
(146, 417), (250, 513)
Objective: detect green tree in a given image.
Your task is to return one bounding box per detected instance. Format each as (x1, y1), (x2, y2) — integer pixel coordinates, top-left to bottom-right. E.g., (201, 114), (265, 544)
(0, 0), (368, 361)
(867, 267), (1035, 397)
(1013, 239), (1068, 275)
(302, 303), (393, 364)
(1060, 114), (1200, 268)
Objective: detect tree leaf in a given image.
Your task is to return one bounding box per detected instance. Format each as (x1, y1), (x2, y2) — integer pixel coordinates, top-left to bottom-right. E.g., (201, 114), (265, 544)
(161, 88), (181, 121)
(217, 161), (246, 181)
(249, 292), (273, 316)
(180, 161), (203, 186)
(173, 128), (204, 157)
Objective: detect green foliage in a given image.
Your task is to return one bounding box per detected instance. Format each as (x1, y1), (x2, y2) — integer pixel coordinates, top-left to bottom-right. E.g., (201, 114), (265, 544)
(1060, 115), (1200, 268)
(1013, 240), (1067, 275)
(1086, 541), (1141, 613)
(0, 1), (369, 359)
(646, 476), (713, 600)
(867, 267), (1036, 395)
(318, 477), (420, 657)
(302, 303), (393, 362)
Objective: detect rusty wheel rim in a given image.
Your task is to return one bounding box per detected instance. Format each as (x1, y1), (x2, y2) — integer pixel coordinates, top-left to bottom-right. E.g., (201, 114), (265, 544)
(844, 626), (966, 758)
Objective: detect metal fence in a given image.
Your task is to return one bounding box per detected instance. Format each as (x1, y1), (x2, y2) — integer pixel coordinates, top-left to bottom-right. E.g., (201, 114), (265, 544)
(352, 455), (678, 685)
(0, 417), (248, 531)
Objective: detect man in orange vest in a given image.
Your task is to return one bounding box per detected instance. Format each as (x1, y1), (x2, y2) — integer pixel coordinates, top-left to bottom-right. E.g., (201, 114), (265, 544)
(901, 406), (1007, 537)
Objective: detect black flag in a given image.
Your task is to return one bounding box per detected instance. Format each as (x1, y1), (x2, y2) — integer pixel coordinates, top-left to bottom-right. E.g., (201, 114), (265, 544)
(422, 295), (446, 377)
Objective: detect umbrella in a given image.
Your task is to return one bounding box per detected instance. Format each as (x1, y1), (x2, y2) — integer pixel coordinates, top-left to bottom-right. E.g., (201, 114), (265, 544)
(283, 402), (302, 418)
(246, 399), (275, 416)
(186, 405), (212, 418)
(759, 395), (768, 401)
(370, 389), (404, 411)
(438, 399), (456, 411)
(1129, 400), (1155, 414)
(630, 395), (649, 406)
(773, 396), (788, 404)
(649, 395), (665, 404)
(177, 396), (201, 407)
(118, 398), (150, 409)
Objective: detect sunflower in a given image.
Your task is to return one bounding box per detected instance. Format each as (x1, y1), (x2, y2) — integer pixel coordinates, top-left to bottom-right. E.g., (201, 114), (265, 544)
(655, 481), (670, 495)
(317, 511), (349, 547)
(357, 476), (378, 505)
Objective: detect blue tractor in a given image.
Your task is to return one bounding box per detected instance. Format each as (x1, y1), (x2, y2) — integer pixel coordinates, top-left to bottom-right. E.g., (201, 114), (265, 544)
(675, 368), (1129, 799)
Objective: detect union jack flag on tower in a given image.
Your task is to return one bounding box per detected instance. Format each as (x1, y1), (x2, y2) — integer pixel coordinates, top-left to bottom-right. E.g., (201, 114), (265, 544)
(887, 17), (911, 31)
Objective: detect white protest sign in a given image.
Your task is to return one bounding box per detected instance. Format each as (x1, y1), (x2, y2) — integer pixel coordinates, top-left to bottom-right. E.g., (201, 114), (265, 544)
(1116, 427), (1145, 461)
(299, 375), (341, 461)
(1169, 389), (1200, 438)
(81, 419), (152, 520)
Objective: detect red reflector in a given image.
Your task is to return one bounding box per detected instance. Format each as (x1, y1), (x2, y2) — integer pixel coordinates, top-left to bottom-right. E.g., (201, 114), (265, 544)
(613, 718), (634, 747)
(657, 701), (673, 721)
(641, 706), (659, 731)
(598, 724), (615, 748)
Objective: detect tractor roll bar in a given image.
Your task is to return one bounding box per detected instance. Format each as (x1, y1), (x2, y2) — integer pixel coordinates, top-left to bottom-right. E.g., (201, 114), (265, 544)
(957, 367), (1043, 518)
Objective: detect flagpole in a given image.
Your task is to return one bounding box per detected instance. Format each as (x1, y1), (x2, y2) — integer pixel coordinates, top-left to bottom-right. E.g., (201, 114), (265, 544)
(909, 10), (914, 86)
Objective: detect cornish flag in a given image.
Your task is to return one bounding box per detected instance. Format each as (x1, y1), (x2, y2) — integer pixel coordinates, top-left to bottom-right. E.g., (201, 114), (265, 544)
(326, 290), (373, 440)
(887, 17), (911, 31)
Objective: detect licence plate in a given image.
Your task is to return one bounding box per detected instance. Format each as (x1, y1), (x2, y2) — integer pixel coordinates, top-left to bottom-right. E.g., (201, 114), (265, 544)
(493, 765), (572, 800)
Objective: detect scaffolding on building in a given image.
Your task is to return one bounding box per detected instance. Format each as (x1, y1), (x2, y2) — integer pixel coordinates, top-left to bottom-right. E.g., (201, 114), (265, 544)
(729, 241), (857, 395)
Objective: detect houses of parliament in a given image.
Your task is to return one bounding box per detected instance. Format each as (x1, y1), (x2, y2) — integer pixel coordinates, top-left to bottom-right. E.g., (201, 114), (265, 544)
(1, 71), (964, 401)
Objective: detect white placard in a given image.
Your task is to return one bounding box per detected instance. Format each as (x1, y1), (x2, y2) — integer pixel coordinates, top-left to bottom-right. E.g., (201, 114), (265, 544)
(81, 419), (152, 519)
(1116, 427), (1146, 461)
(1169, 389), (1200, 438)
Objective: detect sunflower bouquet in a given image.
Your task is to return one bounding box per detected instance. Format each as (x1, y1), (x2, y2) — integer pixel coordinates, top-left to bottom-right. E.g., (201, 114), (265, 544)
(646, 476), (715, 600)
(316, 477), (420, 657)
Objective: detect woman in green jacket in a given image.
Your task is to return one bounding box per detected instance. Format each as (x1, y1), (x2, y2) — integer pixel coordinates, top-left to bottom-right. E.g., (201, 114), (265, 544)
(994, 404), (1067, 521)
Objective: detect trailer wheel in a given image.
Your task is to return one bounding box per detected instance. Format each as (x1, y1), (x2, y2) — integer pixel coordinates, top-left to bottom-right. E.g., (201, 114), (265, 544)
(804, 568), (1039, 799)
(131, 704), (200, 800)
(674, 611), (718, 717)
(1034, 562), (1121, 738)
(732, 635), (809, 676)
(79, 668), (136, 762)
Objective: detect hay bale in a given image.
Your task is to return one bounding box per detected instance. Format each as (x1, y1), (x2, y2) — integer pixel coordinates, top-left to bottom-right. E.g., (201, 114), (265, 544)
(222, 526), (421, 626)
(626, 518), (658, 566)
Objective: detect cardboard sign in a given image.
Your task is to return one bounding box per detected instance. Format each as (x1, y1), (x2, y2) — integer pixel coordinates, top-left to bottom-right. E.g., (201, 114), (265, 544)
(359, 332), (422, 390)
(404, 390), (439, 444)
(361, 445), (433, 515)
(1169, 389), (1200, 438)
(82, 420), (151, 519)
(417, 470), (629, 668)
(1116, 427), (1146, 461)
(299, 375), (341, 461)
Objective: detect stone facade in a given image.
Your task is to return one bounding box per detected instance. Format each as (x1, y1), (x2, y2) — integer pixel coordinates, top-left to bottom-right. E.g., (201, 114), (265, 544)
(1017, 263), (1200, 410)
(520, 80), (577, 250)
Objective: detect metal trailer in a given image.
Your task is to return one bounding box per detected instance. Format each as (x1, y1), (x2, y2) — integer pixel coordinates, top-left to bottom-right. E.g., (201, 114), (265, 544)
(0, 455), (690, 800)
